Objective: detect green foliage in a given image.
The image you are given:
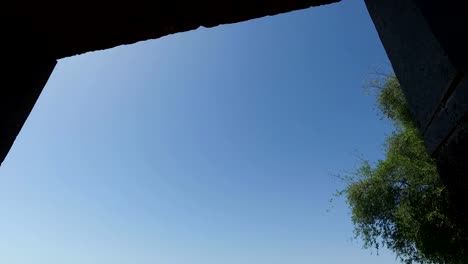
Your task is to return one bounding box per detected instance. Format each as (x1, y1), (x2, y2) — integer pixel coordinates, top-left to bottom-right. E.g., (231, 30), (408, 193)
(340, 75), (468, 263)
(376, 75), (414, 129)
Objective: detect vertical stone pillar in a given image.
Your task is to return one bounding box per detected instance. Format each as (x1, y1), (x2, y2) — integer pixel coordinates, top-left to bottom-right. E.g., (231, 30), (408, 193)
(365, 0), (468, 222)
(1, 42), (56, 166)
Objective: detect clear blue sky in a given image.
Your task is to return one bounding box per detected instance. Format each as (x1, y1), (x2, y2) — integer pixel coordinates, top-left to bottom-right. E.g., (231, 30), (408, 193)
(0, 1), (399, 263)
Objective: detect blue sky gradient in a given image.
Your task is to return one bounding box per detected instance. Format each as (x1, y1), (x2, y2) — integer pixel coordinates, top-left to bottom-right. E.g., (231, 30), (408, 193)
(1, 1), (399, 263)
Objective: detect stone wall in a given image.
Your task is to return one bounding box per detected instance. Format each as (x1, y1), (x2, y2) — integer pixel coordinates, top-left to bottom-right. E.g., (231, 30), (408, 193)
(365, 0), (468, 222)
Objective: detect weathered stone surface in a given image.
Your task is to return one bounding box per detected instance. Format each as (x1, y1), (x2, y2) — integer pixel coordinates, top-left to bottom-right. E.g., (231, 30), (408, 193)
(426, 76), (468, 223)
(424, 77), (468, 155)
(364, 0), (458, 131)
(436, 117), (468, 224)
(413, 0), (468, 71)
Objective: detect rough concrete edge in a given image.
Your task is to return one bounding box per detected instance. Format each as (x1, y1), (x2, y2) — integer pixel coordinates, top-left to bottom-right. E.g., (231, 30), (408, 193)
(57, 0), (341, 59)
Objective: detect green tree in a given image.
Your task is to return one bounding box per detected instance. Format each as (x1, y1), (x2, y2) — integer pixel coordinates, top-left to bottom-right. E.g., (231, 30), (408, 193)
(338, 75), (468, 263)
